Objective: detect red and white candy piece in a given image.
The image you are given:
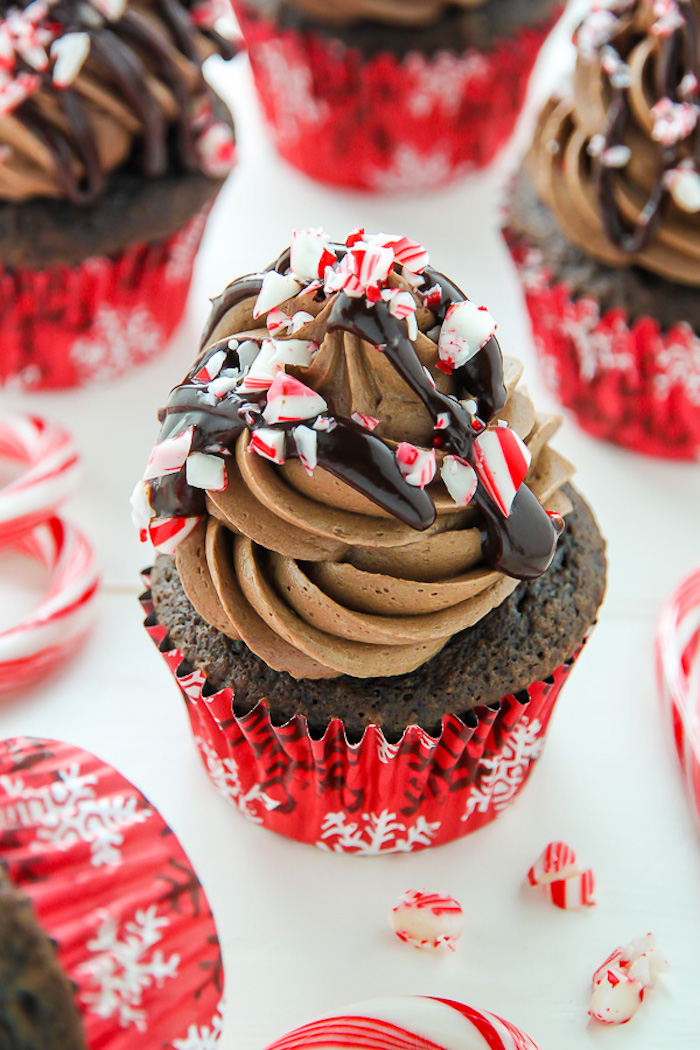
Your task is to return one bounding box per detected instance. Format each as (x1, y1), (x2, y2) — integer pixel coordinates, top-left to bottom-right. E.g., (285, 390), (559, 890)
(395, 444), (436, 490)
(527, 842), (596, 910)
(262, 996), (539, 1050)
(651, 97), (698, 146)
(0, 414), (80, 544)
(263, 373), (327, 424)
(0, 517), (99, 696)
(253, 271), (302, 319)
(663, 161), (700, 213)
(438, 301), (497, 370)
(472, 426), (532, 518)
(293, 425), (318, 475)
(250, 428), (286, 465)
(441, 455), (477, 506)
(371, 233), (430, 274)
(382, 288), (418, 338)
(186, 452), (227, 491)
(290, 227), (337, 282)
(143, 426), (193, 481)
(390, 890), (463, 951)
(590, 934), (668, 1025)
(351, 412), (380, 430)
(196, 120), (236, 178)
(147, 514), (202, 555)
(656, 568), (700, 830)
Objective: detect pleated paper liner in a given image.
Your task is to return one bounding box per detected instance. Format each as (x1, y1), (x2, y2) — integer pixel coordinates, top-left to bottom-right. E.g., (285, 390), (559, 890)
(0, 206), (211, 392)
(0, 736), (224, 1048)
(142, 572), (586, 855)
(505, 233), (700, 460)
(657, 568), (700, 832)
(234, 2), (564, 192)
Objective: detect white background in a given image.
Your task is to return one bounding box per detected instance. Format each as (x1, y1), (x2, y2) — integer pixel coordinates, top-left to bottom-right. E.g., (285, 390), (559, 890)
(1, 3), (700, 1047)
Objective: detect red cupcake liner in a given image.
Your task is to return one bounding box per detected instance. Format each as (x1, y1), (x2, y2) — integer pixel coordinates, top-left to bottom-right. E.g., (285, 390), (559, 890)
(234, 3), (563, 192)
(0, 735), (224, 1048)
(505, 233), (700, 460)
(0, 206), (211, 392)
(141, 572), (586, 854)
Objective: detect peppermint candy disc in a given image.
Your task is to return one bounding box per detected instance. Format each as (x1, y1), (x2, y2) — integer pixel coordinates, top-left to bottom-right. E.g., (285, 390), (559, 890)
(263, 996), (538, 1050)
(0, 517), (99, 695)
(656, 568), (700, 830)
(390, 889), (463, 951)
(0, 414), (80, 543)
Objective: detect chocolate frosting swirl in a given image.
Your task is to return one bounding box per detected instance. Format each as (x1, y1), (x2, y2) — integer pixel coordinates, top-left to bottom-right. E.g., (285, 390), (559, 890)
(528, 0), (700, 285)
(264, 0), (487, 29)
(0, 0), (236, 204)
(136, 232), (573, 681)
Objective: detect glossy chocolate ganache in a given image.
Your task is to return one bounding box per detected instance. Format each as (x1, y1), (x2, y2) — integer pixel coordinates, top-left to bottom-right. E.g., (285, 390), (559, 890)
(0, 0), (236, 204)
(134, 229), (573, 680)
(529, 0), (700, 285)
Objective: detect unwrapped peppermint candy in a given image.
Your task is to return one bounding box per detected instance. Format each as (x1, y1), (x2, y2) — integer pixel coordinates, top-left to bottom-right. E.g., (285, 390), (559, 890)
(527, 841), (596, 910)
(590, 934), (668, 1025)
(390, 889), (463, 951)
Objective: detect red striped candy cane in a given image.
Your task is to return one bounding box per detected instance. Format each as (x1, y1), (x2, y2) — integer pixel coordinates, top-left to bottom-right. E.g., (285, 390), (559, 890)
(0, 415), (80, 543)
(0, 517), (99, 695)
(656, 568), (700, 830)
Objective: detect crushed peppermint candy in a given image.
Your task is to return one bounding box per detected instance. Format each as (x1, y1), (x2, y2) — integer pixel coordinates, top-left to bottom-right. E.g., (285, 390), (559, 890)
(390, 890), (463, 952)
(527, 842), (596, 910)
(438, 301), (497, 371)
(394, 443), (436, 489)
(651, 97), (698, 147)
(590, 934), (669, 1025)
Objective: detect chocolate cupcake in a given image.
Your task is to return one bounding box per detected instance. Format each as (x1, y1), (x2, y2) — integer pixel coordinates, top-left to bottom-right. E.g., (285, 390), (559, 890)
(232, 0), (564, 191)
(0, 867), (86, 1048)
(0, 0), (237, 390)
(135, 227), (606, 853)
(504, 0), (700, 459)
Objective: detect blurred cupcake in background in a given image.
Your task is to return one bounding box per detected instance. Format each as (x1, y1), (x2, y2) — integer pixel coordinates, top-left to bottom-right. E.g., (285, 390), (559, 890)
(504, 0), (700, 460)
(0, 0), (238, 391)
(233, 0), (565, 192)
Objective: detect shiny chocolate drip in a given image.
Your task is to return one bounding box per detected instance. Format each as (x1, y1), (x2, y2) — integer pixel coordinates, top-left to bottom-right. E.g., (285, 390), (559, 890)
(596, 0), (700, 252)
(159, 246), (559, 581)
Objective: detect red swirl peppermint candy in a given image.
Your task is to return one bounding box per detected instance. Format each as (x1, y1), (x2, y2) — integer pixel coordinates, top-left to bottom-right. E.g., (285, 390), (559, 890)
(590, 934), (668, 1025)
(390, 890), (463, 951)
(263, 996), (539, 1050)
(0, 517), (99, 696)
(473, 426), (532, 518)
(527, 841), (596, 910)
(0, 414), (80, 543)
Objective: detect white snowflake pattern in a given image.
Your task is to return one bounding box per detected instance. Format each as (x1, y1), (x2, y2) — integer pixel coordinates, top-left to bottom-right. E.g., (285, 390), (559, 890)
(406, 49), (489, 117)
(376, 736), (401, 764)
(316, 809), (440, 854)
(80, 906), (180, 1032)
(172, 1001), (224, 1050)
(0, 362), (42, 390)
(560, 299), (636, 381)
(0, 764), (150, 867)
(164, 211), (208, 285)
(517, 246), (550, 293)
(70, 305), (164, 382)
(369, 145), (467, 193)
(653, 326), (700, 405)
(251, 40), (328, 145)
(461, 717), (545, 822)
(195, 737), (280, 824)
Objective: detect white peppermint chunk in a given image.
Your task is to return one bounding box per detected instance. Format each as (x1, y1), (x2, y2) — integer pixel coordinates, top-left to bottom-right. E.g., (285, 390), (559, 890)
(438, 301), (497, 370)
(290, 227), (336, 282)
(441, 455), (477, 506)
(263, 373), (327, 423)
(51, 32), (90, 88)
(186, 452), (227, 491)
(293, 425), (318, 474)
(253, 271), (302, 319)
(143, 427), (193, 480)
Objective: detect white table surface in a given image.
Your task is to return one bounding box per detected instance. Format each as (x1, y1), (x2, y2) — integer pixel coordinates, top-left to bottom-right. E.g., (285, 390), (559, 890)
(1, 4), (700, 1047)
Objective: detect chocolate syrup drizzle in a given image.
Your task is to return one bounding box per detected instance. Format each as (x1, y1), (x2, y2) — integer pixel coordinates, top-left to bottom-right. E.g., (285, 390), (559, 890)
(595, 0), (700, 252)
(2, 0), (236, 204)
(154, 244), (562, 581)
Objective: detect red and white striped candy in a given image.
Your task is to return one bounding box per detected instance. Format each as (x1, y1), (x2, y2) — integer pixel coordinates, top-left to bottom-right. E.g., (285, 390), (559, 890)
(390, 890), (463, 951)
(0, 414), (80, 544)
(263, 996), (539, 1050)
(249, 428), (286, 465)
(143, 426), (193, 481)
(148, 514), (202, 554)
(253, 271), (302, 319)
(372, 233), (430, 274)
(194, 348), (227, 382)
(395, 443), (436, 489)
(290, 227), (337, 282)
(441, 455), (477, 506)
(266, 308), (292, 335)
(527, 841), (596, 909)
(0, 516), (98, 696)
(656, 568), (700, 831)
(438, 301), (497, 370)
(293, 425), (318, 475)
(590, 935), (667, 1025)
(351, 413), (380, 430)
(263, 373), (327, 424)
(473, 426), (532, 518)
(382, 288), (418, 338)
